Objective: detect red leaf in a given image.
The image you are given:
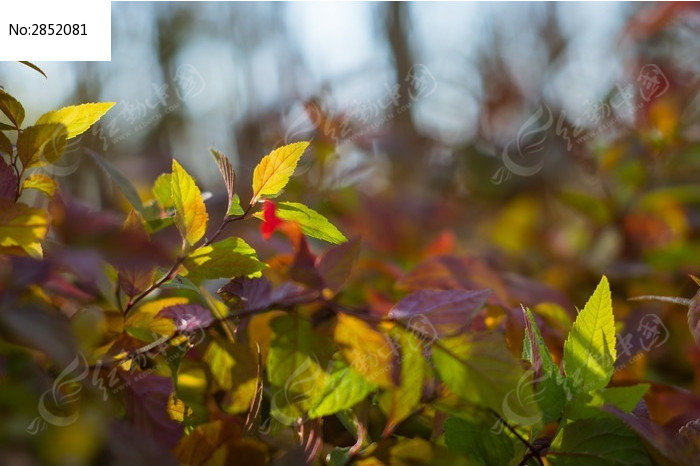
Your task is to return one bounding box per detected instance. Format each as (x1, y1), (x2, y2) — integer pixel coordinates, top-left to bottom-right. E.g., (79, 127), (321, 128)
(260, 199), (283, 240)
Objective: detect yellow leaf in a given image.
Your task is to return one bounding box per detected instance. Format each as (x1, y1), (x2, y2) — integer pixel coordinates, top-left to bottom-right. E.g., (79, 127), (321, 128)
(334, 313), (398, 388)
(22, 174), (58, 198)
(35, 102), (115, 139)
(0, 199), (48, 258)
(125, 297), (185, 341)
(17, 123), (67, 168)
(0, 90), (25, 128)
(251, 142), (309, 202)
(167, 392), (193, 423)
(171, 159), (208, 246)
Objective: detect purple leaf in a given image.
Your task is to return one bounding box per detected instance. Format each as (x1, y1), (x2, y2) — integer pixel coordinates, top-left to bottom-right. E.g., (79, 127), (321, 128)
(157, 304), (213, 331)
(389, 289), (491, 336)
(0, 158), (17, 199)
(218, 276), (273, 309)
(318, 237), (361, 294)
(603, 405), (699, 463)
(218, 276), (312, 311)
(121, 372), (183, 448)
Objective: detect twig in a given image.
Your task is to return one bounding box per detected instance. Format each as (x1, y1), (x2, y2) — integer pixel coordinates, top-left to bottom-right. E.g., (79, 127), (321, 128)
(627, 295), (692, 306)
(123, 203), (257, 315)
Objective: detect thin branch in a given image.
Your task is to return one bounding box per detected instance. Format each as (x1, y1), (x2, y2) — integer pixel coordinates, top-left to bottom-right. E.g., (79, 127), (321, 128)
(490, 411), (544, 466)
(123, 203), (257, 315)
(627, 295), (692, 306)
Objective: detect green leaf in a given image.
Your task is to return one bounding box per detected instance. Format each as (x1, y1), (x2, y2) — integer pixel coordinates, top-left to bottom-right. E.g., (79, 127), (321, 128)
(35, 102), (115, 139)
(88, 149), (144, 213)
(522, 307), (567, 424)
(254, 201), (346, 244)
(0, 199), (49, 258)
(267, 315), (331, 421)
(227, 193), (244, 216)
(182, 237), (265, 282)
(251, 141), (309, 202)
(0, 131), (12, 155)
(548, 418), (651, 465)
(152, 173), (173, 210)
(566, 384), (650, 421)
(308, 359), (376, 418)
(379, 329), (426, 432)
(432, 332), (540, 423)
(563, 276), (617, 393)
(443, 416), (516, 465)
(0, 90), (25, 128)
(17, 123), (67, 167)
(171, 159), (209, 246)
(335, 313), (398, 388)
(203, 340), (258, 413)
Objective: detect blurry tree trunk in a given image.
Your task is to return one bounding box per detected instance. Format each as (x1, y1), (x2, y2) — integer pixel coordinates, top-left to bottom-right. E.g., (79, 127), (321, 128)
(386, 2), (413, 129)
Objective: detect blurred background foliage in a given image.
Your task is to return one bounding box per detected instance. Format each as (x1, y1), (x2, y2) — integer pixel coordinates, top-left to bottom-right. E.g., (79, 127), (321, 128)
(1, 2), (700, 464)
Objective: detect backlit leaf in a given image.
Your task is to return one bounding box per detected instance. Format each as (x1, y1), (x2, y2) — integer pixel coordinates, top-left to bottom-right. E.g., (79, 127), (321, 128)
(432, 332), (539, 422)
(17, 123), (67, 167)
(566, 384), (650, 421)
(334, 313), (398, 388)
(0, 90), (25, 128)
(22, 174), (57, 199)
(36, 102), (115, 139)
(171, 159), (208, 246)
(271, 201), (346, 244)
(308, 359), (376, 418)
(267, 314), (331, 418)
(203, 340), (258, 413)
(0, 199), (49, 258)
(183, 237), (265, 282)
(379, 329), (426, 432)
(152, 173), (173, 211)
(251, 141), (309, 201)
(563, 276), (617, 393)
